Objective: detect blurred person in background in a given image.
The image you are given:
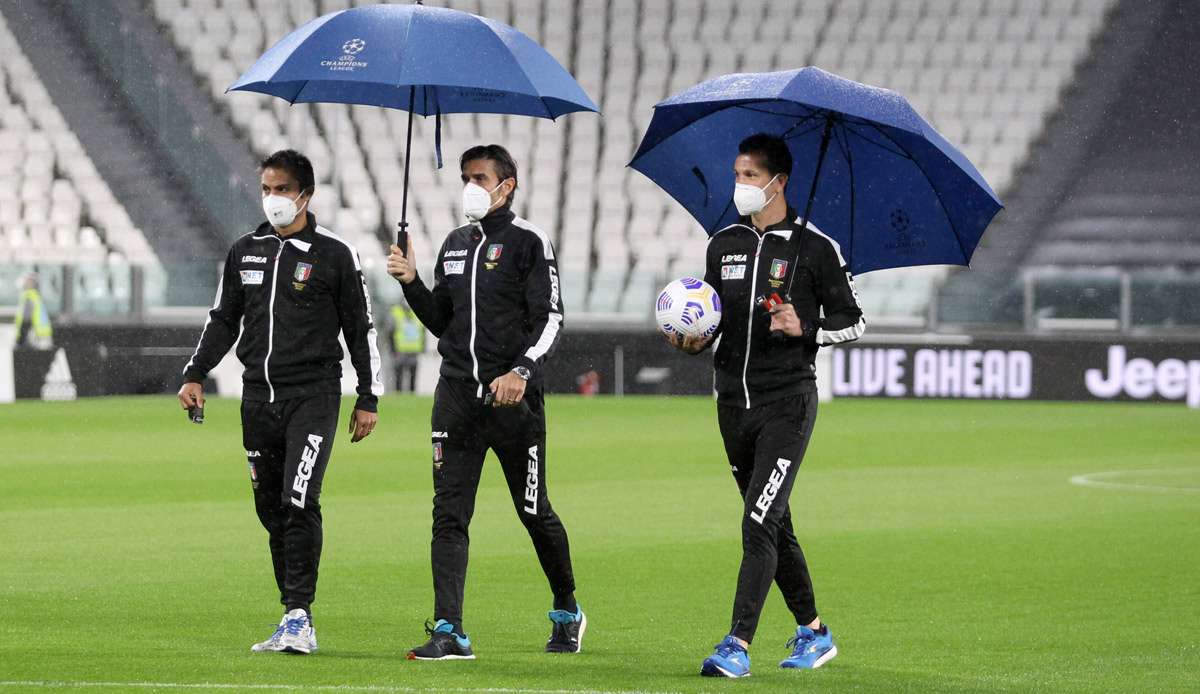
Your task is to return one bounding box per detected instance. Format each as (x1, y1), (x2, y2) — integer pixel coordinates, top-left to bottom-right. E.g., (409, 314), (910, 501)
(389, 297), (424, 392)
(13, 272), (53, 350)
(177, 149), (383, 655)
(386, 144), (585, 659)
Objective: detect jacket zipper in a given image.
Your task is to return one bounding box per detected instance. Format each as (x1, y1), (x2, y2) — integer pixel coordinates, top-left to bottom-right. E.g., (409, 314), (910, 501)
(742, 233), (766, 410)
(264, 238), (284, 402)
(468, 226), (486, 397)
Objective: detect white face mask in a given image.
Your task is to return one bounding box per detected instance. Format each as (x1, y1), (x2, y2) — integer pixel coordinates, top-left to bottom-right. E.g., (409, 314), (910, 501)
(263, 192), (308, 228)
(733, 174), (781, 217)
(462, 181), (505, 222)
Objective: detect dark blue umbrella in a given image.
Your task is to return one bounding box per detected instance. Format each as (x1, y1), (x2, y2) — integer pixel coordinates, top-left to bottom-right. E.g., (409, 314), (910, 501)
(629, 67), (1002, 276)
(229, 1), (598, 244)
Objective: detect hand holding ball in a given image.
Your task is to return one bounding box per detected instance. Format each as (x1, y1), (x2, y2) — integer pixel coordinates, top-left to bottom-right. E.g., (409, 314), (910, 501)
(657, 277), (721, 352)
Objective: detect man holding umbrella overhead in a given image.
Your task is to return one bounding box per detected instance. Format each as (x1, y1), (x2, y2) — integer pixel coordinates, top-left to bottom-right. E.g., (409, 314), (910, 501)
(636, 67), (999, 678)
(387, 144), (584, 660)
(668, 133), (865, 677)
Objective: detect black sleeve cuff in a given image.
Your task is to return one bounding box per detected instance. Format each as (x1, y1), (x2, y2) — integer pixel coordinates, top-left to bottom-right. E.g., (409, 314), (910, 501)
(513, 355), (540, 380)
(354, 395), (378, 413)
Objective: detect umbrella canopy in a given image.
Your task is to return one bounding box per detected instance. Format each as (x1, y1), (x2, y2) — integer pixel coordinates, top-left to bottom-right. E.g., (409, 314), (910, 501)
(229, 3), (597, 118)
(229, 2), (597, 243)
(629, 67), (1002, 275)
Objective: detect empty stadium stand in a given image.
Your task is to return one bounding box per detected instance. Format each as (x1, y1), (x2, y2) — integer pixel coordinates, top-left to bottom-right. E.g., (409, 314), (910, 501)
(0, 11), (155, 313)
(3, 0), (1124, 325)
(148, 0), (1115, 323)
(938, 0), (1200, 328)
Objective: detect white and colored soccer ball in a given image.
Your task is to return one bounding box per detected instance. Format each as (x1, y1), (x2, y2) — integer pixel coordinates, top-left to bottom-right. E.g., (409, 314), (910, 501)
(655, 277), (722, 339)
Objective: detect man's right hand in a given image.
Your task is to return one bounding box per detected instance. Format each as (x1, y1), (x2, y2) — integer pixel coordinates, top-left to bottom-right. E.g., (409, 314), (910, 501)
(666, 331), (712, 355)
(387, 235), (417, 285)
(178, 382), (204, 410)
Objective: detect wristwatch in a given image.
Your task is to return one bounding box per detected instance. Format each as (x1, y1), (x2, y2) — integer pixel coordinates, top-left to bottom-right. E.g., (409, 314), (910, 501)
(511, 366), (532, 381)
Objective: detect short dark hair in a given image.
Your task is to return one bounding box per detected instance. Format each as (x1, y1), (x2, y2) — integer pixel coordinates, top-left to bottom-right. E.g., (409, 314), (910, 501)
(260, 149), (315, 194)
(738, 133), (793, 180)
(460, 144), (518, 205)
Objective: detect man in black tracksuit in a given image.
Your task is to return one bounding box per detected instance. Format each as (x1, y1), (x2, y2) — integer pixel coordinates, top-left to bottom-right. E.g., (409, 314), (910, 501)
(177, 150), (383, 655)
(387, 145), (584, 659)
(670, 135), (864, 677)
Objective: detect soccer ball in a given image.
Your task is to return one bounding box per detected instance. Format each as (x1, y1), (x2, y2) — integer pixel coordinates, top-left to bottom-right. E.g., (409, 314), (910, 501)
(655, 277), (722, 339)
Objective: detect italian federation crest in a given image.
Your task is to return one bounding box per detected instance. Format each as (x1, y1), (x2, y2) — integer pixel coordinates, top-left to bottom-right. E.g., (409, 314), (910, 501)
(294, 262), (313, 282)
(769, 259), (788, 280)
(486, 244), (503, 261)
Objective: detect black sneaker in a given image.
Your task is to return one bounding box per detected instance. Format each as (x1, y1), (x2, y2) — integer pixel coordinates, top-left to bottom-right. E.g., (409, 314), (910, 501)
(545, 606), (587, 653)
(407, 619), (476, 660)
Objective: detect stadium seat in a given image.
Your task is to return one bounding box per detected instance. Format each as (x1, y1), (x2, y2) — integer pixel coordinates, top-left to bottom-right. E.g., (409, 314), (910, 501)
(118, 0), (1120, 321)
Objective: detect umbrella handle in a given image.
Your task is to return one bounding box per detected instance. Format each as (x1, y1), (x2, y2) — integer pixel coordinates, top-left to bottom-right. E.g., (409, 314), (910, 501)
(396, 226), (409, 259)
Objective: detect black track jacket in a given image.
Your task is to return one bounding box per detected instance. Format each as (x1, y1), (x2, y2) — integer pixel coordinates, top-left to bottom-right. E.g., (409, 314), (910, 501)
(182, 213), (384, 412)
(704, 210), (866, 409)
(402, 208), (562, 395)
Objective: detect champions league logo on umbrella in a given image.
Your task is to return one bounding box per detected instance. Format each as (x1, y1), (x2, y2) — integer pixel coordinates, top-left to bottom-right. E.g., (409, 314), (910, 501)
(322, 38), (368, 72)
(885, 208), (927, 255)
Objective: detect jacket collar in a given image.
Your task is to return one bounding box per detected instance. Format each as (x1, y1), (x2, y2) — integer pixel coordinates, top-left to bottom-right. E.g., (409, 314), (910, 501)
(475, 207), (515, 234)
(254, 212), (317, 250)
(736, 207), (798, 240)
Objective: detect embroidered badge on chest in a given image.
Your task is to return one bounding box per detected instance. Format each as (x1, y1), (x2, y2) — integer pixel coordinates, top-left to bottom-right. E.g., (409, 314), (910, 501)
(484, 243), (503, 270)
(294, 262), (313, 282)
(768, 258), (788, 288)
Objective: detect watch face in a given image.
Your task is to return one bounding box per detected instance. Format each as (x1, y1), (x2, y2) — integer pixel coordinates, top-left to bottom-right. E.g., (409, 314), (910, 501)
(514, 367), (531, 380)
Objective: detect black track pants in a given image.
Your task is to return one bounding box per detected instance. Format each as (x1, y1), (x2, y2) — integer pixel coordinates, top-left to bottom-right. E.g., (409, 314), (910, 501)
(241, 393), (340, 614)
(429, 377), (576, 632)
(717, 391), (819, 643)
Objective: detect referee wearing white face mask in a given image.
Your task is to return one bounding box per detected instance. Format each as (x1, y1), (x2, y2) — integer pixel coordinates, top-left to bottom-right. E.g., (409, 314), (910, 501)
(386, 144), (585, 660)
(178, 149), (383, 655)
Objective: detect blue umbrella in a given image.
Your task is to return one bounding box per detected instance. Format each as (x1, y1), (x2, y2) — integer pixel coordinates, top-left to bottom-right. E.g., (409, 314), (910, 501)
(229, 1), (598, 244)
(629, 67), (1002, 276)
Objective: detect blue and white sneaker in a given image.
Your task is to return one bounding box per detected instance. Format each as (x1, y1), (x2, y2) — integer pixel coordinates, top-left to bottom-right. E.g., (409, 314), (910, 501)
(250, 614), (287, 653)
(276, 608), (318, 654)
(700, 635), (751, 678)
(407, 619), (475, 660)
(780, 624), (836, 669)
(546, 606), (586, 653)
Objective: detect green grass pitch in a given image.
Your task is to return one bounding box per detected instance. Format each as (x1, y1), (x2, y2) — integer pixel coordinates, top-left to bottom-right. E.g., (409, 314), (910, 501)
(1, 395), (1197, 693)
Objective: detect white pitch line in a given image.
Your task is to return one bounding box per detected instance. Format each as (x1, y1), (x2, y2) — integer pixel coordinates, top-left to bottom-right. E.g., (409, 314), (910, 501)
(0, 682), (680, 694)
(1069, 469), (1200, 494)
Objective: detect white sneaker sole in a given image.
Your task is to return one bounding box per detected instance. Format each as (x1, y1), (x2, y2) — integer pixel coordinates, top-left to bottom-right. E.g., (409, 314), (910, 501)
(408, 654), (476, 660)
(812, 645), (837, 668)
(574, 612), (587, 653)
(249, 642), (283, 653)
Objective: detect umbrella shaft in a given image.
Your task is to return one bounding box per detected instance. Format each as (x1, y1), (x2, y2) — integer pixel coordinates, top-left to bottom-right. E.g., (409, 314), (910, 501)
(786, 118), (835, 298)
(398, 86), (417, 250)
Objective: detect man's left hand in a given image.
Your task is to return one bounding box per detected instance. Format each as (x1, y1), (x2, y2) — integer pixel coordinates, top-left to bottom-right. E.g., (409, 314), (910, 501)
(348, 408), (378, 442)
(769, 303), (805, 337)
(489, 371), (527, 407)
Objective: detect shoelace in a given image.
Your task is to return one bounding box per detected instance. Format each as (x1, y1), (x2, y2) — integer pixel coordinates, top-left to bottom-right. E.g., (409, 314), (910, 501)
(713, 640), (744, 659)
(265, 623), (286, 642)
(785, 632), (816, 654)
(284, 616), (308, 636)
